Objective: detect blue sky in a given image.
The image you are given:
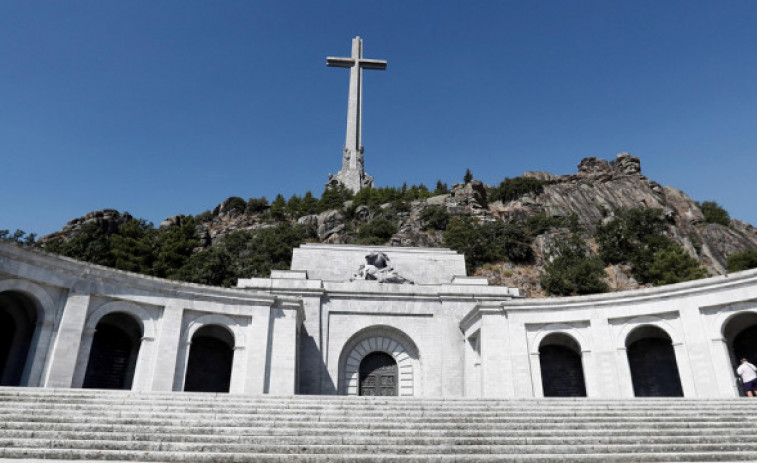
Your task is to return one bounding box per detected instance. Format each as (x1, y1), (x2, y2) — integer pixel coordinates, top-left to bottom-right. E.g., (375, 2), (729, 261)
(1, 1), (755, 236)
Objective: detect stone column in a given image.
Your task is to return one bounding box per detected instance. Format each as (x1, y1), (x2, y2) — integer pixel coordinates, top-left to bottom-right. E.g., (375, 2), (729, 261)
(173, 340), (192, 392)
(529, 351), (543, 398)
(265, 302), (302, 395)
(150, 303), (184, 391)
(479, 308), (513, 397)
(131, 335), (156, 391)
(580, 349), (596, 397)
(43, 287), (91, 388)
(615, 346), (636, 397)
(70, 327), (96, 388)
(229, 345), (247, 394)
(244, 306), (271, 395)
(711, 337), (740, 397)
(673, 341), (696, 397)
(22, 319), (54, 387)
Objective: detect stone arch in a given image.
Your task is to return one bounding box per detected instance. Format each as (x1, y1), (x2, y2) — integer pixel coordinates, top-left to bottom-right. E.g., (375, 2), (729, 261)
(82, 311), (143, 390)
(0, 280), (56, 387)
(538, 331), (587, 397)
(625, 324), (683, 397)
(615, 315), (683, 349)
(719, 309), (757, 395)
(84, 301), (156, 340)
(72, 301), (158, 390)
(338, 325), (420, 396)
(176, 314), (246, 393)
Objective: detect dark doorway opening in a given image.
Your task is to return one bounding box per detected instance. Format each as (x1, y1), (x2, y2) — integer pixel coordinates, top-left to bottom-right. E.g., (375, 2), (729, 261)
(627, 326), (683, 397)
(0, 291), (39, 386)
(539, 333), (586, 397)
(83, 313), (142, 390)
(723, 312), (757, 396)
(184, 325), (234, 393)
(359, 352), (397, 396)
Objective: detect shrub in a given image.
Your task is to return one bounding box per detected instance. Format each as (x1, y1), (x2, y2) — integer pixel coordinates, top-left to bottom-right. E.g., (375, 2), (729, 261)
(433, 180), (449, 195)
(269, 194), (287, 221)
(540, 236), (608, 296)
(526, 213), (580, 236)
(357, 217), (398, 244)
(443, 217), (534, 274)
(223, 196), (246, 214)
(318, 185), (353, 212)
(246, 197), (269, 214)
(727, 249), (757, 272)
(647, 245), (706, 285)
(489, 176), (544, 203)
(420, 206), (451, 231)
(463, 169), (473, 184)
(698, 201), (731, 226)
(596, 207), (676, 283)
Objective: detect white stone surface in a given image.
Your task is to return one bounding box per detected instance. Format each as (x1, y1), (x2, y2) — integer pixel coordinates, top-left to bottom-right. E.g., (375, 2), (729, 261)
(4, 240), (757, 399)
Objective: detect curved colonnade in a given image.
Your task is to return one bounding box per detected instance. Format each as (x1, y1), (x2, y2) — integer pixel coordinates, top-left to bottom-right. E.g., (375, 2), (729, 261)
(2, 241), (757, 398)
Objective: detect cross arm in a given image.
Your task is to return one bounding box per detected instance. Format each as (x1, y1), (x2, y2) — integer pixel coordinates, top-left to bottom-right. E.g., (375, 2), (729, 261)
(360, 59), (387, 71)
(327, 57), (354, 68)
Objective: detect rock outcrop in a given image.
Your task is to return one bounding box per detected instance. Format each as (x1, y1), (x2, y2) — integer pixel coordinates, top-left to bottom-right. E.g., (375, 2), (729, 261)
(40, 153), (757, 297)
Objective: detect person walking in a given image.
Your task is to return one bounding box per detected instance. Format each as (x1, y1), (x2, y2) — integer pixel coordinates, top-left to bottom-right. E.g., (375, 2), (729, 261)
(737, 358), (757, 397)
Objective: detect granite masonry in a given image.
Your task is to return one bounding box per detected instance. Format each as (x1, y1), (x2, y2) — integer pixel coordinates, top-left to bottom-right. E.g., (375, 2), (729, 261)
(2, 239), (757, 399)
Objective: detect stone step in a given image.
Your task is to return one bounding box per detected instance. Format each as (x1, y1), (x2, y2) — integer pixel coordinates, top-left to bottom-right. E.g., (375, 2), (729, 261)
(3, 438), (757, 455)
(2, 413), (748, 429)
(0, 421), (745, 437)
(0, 449), (755, 462)
(0, 429), (754, 446)
(6, 399), (755, 414)
(2, 387), (755, 462)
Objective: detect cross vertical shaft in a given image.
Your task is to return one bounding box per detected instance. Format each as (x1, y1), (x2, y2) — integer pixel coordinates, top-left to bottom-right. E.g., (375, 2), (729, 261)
(326, 37), (387, 193)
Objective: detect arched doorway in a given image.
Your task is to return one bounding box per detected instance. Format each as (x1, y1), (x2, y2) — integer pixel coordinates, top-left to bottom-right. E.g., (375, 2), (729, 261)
(0, 291), (38, 386)
(722, 312), (757, 396)
(83, 312), (142, 389)
(184, 325), (234, 393)
(359, 352), (398, 396)
(539, 333), (586, 397)
(626, 325), (683, 397)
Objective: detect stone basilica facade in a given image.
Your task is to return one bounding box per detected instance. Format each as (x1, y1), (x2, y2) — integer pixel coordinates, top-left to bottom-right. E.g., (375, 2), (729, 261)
(2, 240), (757, 399)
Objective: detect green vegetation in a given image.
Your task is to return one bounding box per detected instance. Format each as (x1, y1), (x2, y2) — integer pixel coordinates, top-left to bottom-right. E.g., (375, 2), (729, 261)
(596, 207), (704, 285)
(246, 197), (269, 214)
(488, 176), (544, 203)
(178, 223), (316, 287)
(647, 246), (706, 285)
(526, 213), (581, 236)
(420, 205), (451, 231)
(540, 235), (608, 296)
(697, 201), (731, 226)
(443, 217), (533, 274)
(727, 249), (757, 273)
(0, 229), (36, 244)
(463, 169), (473, 184)
(357, 217), (398, 245)
(318, 185), (354, 212)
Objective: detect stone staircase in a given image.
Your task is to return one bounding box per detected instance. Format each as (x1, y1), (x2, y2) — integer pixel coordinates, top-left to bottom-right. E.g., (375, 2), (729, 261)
(1, 387), (756, 462)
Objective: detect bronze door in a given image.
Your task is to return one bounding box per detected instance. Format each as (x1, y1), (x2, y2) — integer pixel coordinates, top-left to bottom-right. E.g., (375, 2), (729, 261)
(359, 352), (397, 396)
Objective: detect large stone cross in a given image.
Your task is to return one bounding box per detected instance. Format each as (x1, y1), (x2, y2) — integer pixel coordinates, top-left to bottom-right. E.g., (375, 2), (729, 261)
(326, 36), (386, 193)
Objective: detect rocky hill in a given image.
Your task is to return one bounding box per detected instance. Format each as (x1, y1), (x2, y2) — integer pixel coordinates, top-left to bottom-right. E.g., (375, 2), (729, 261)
(39, 153), (757, 297)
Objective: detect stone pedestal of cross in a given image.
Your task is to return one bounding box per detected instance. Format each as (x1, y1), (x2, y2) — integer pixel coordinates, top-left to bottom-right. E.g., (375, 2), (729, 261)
(326, 37), (386, 193)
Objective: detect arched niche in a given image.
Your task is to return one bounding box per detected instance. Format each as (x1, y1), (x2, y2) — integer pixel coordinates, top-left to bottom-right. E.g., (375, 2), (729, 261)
(0, 280), (56, 387)
(0, 291), (39, 386)
(83, 312), (143, 390)
(626, 325), (683, 397)
(721, 311), (757, 395)
(539, 332), (586, 397)
(338, 325), (420, 396)
(184, 324), (235, 393)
